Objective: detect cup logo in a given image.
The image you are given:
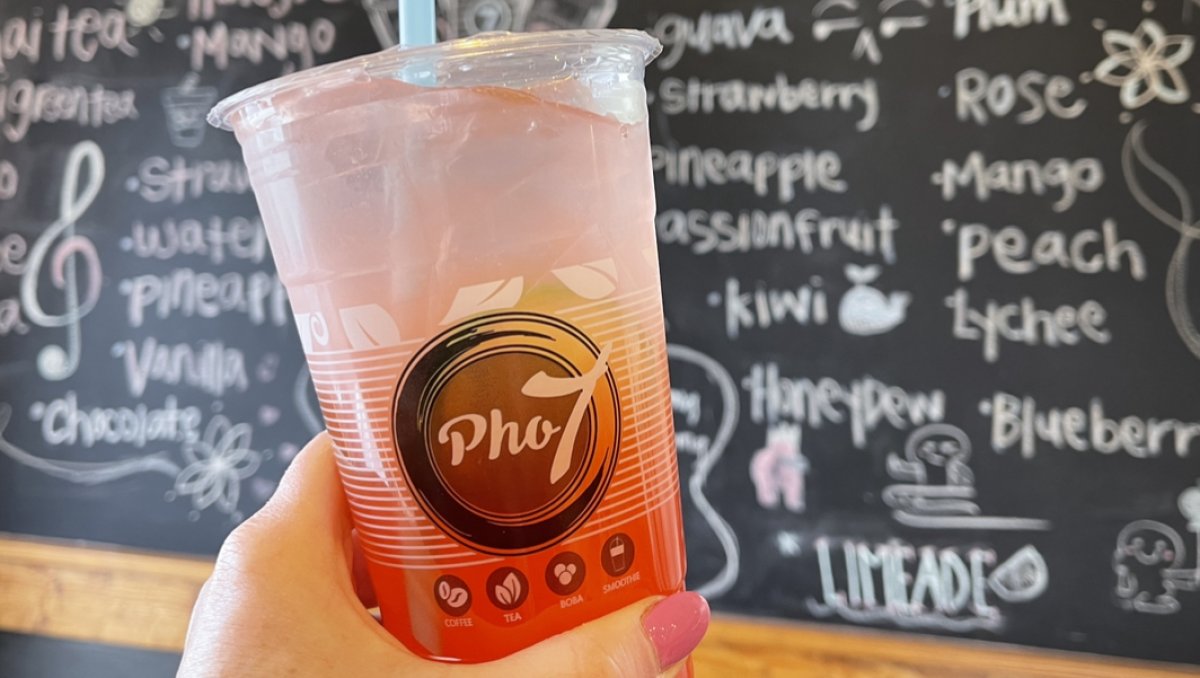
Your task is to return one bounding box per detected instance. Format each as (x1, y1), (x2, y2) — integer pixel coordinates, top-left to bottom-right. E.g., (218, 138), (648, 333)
(393, 312), (621, 555)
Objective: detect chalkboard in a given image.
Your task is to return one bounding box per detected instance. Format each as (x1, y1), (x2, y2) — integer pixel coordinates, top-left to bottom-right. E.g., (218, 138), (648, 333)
(0, 0), (384, 553)
(3, 0), (1200, 668)
(616, 0), (1200, 667)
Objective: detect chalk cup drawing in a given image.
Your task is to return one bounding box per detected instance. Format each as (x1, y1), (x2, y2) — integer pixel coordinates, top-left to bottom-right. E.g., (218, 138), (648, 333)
(667, 344), (740, 599)
(1114, 481), (1200, 614)
(1092, 19), (1194, 109)
(883, 424), (1050, 530)
(838, 264), (910, 336)
(162, 73), (219, 149)
(750, 423), (809, 513)
(20, 141), (104, 382)
(812, 0), (932, 65)
(1122, 122), (1200, 360)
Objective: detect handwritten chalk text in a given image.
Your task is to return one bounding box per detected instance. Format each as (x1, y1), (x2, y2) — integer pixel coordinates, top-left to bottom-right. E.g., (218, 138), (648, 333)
(186, 0), (344, 22)
(0, 79), (137, 143)
(933, 152), (1103, 212)
(719, 277), (829, 338)
(953, 0), (1070, 39)
(657, 205), (898, 262)
(652, 146), (847, 203)
(986, 393), (1200, 459)
(949, 219), (1145, 282)
(743, 363), (946, 448)
(947, 288), (1110, 362)
(29, 392), (202, 448)
(956, 68), (1086, 125)
(129, 216), (267, 265)
(0, 160), (16, 200)
(186, 19), (335, 72)
(135, 156), (251, 204)
(0, 15), (42, 72)
(119, 268), (288, 327)
(116, 338), (249, 399)
(659, 75), (879, 131)
(653, 7), (793, 70)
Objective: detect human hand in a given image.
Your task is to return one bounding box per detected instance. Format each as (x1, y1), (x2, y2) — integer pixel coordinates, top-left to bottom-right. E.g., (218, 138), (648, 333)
(179, 433), (710, 677)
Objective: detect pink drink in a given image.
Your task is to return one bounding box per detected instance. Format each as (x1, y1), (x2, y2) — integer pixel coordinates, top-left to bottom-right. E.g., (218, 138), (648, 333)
(212, 32), (687, 663)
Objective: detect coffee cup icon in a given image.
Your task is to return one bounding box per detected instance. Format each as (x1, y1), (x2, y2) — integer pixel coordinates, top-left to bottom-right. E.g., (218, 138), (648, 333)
(162, 74), (218, 149)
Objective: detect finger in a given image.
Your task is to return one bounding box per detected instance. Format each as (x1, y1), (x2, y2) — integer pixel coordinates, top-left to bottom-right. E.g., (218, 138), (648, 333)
(489, 592), (709, 678)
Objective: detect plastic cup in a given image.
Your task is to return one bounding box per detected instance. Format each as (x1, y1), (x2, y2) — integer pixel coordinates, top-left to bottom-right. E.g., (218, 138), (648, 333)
(210, 30), (687, 663)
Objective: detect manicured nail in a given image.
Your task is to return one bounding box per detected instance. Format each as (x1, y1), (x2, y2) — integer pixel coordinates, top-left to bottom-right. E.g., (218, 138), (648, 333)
(642, 592), (710, 669)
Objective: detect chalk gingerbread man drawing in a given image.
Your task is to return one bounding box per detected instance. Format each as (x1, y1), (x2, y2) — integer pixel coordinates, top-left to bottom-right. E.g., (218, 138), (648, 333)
(1114, 483), (1200, 614)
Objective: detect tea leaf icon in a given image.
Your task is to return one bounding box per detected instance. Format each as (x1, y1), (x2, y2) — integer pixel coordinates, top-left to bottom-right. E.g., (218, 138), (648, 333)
(437, 581), (451, 600)
(553, 258), (618, 300)
(494, 584), (513, 606)
(441, 277), (525, 325)
(502, 572), (522, 601)
(339, 304), (402, 349)
(447, 588), (468, 608)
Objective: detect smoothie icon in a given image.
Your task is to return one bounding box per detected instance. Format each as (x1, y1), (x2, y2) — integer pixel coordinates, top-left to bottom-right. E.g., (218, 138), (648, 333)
(162, 73), (218, 149)
(602, 533), (634, 576)
(610, 539), (626, 570)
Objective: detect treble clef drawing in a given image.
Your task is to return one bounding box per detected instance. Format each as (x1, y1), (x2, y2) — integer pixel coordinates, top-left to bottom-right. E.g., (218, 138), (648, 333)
(19, 141), (104, 381)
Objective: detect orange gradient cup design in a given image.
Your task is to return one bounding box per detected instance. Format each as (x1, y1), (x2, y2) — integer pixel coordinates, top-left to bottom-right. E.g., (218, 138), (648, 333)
(212, 31), (685, 663)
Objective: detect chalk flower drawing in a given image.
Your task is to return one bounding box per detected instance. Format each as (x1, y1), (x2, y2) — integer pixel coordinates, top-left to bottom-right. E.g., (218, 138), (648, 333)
(1093, 19), (1194, 109)
(174, 416), (262, 514)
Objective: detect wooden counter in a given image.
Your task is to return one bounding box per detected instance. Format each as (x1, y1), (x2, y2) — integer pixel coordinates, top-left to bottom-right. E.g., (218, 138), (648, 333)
(0, 535), (1194, 677)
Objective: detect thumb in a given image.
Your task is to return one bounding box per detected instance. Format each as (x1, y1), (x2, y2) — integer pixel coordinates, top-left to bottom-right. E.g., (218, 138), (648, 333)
(488, 593), (709, 678)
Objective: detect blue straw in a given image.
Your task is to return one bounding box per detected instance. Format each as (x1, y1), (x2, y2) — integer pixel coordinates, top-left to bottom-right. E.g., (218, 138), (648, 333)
(398, 0), (436, 48)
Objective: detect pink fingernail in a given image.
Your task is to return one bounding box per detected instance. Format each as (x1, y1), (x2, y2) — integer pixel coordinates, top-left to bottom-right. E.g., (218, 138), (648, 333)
(642, 592), (710, 669)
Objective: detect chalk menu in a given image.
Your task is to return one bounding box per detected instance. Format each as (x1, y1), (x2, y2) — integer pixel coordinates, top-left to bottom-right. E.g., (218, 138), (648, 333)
(3, 0), (1200, 667)
(615, 0), (1200, 666)
(0, 0), (386, 553)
